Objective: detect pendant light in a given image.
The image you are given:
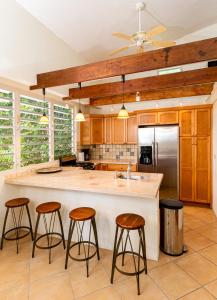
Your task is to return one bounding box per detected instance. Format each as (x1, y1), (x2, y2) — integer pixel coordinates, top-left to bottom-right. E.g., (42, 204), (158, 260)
(75, 82), (86, 122)
(118, 74), (129, 119)
(39, 88), (49, 124)
(136, 91), (141, 102)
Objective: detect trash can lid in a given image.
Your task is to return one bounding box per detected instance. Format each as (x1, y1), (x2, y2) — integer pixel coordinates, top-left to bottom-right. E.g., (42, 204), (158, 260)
(159, 199), (183, 210)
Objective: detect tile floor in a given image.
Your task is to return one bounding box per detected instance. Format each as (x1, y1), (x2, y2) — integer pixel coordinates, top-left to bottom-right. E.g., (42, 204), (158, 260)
(1, 206), (217, 299)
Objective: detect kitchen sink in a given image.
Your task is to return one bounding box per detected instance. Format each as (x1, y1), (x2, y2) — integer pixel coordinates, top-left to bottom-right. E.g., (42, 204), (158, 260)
(116, 173), (145, 180)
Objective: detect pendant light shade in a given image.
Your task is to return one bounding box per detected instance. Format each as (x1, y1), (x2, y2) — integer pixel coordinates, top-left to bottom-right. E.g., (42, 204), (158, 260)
(75, 82), (86, 122)
(39, 88), (49, 124)
(118, 75), (129, 119)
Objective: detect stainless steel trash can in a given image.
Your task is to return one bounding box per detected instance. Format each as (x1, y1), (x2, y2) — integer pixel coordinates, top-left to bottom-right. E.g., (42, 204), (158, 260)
(160, 199), (184, 256)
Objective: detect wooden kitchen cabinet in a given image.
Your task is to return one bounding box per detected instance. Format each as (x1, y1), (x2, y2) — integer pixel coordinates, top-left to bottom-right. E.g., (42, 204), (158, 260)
(80, 115), (91, 145)
(195, 108), (211, 137)
(158, 111), (179, 125)
(194, 137), (211, 203)
(107, 164), (137, 172)
(138, 112), (158, 125)
(95, 163), (108, 171)
(179, 110), (195, 136)
(91, 116), (104, 144)
(112, 118), (126, 144)
(126, 115), (137, 144)
(104, 117), (112, 144)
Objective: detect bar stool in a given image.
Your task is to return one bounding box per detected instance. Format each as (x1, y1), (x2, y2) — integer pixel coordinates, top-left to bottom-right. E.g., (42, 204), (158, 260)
(65, 207), (100, 277)
(111, 213), (147, 295)
(1, 197), (33, 253)
(32, 201), (65, 264)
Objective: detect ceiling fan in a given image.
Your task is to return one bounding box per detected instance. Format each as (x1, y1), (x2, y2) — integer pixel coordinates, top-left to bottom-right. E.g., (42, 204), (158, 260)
(110, 2), (176, 56)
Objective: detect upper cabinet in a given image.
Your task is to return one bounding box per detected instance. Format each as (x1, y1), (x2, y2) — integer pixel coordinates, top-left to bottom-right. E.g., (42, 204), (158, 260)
(104, 117), (112, 144)
(126, 115), (137, 144)
(80, 115), (91, 145)
(179, 108), (211, 137)
(91, 116), (104, 144)
(138, 112), (158, 125)
(112, 118), (126, 144)
(158, 111), (179, 125)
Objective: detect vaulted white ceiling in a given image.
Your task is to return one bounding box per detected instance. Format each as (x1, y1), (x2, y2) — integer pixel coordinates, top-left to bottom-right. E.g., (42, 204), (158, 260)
(17, 0), (217, 61)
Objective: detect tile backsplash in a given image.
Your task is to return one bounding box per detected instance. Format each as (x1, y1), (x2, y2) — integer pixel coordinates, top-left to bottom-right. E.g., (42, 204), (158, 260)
(88, 144), (137, 161)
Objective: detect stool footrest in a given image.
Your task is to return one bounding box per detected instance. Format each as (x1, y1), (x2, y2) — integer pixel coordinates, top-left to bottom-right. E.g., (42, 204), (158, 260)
(115, 251), (146, 276)
(35, 232), (63, 250)
(4, 226), (32, 241)
(69, 241), (97, 262)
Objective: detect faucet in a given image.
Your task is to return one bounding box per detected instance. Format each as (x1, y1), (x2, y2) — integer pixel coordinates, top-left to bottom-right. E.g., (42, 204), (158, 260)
(127, 162), (131, 179)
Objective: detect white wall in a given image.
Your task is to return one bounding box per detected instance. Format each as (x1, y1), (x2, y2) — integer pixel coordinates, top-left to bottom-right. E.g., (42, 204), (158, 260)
(212, 102), (217, 214)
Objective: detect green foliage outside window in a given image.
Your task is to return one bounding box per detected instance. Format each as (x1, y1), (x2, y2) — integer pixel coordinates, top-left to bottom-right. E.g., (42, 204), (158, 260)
(0, 90), (14, 171)
(54, 104), (73, 159)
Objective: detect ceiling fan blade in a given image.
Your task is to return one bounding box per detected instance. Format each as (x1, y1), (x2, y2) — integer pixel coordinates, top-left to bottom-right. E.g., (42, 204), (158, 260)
(151, 40), (176, 48)
(112, 32), (133, 41)
(146, 25), (167, 37)
(109, 46), (131, 56)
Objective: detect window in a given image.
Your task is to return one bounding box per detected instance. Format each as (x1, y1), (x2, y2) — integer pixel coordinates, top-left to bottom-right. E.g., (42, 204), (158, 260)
(54, 104), (74, 159)
(0, 89), (14, 171)
(158, 67), (182, 75)
(20, 95), (49, 166)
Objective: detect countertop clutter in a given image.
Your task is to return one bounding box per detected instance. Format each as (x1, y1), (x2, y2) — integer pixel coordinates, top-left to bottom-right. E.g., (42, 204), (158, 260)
(5, 167), (163, 199)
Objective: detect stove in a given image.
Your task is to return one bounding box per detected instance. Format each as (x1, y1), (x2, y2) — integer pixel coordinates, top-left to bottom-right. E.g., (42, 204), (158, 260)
(59, 155), (95, 170)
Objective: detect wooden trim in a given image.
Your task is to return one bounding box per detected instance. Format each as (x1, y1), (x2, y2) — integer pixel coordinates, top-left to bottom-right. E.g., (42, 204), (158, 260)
(89, 84), (213, 106)
(66, 68), (217, 99)
(30, 37), (217, 89)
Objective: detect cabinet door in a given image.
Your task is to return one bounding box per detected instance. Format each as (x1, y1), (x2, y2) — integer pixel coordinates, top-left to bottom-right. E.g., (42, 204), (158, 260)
(138, 112), (158, 125)
(104, 117), (112, 144)
(112, 118), (126, 144)
(126, 115), (137, 144)
(80, 116), (91, 145)
(195, 108), (211, 137)
(179, 110), (195, 136)
(158, 111), (179, 125)
(91, 117), (104, 144)
(194, 137), (211, 203)
(180, 137), (195, 201)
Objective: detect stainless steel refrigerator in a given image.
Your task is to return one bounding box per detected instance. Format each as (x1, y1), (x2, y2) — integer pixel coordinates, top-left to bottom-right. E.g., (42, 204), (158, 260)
(138, 125), (179, 200)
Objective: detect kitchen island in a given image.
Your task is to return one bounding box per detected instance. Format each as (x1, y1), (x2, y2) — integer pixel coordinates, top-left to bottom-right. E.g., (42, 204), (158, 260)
(5, 167), (163, 260)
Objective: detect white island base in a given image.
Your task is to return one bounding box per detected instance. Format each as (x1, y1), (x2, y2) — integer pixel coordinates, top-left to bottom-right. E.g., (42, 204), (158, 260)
(5, 168), (162, 261)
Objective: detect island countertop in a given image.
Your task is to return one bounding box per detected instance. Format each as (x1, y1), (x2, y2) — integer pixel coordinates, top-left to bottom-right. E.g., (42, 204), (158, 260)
(5, 167), (163, 199)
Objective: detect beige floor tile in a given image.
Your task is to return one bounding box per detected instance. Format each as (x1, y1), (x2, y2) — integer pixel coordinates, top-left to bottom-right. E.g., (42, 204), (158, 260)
(195, 226), (217, 243)
(114, 276), (168, 300)
(148, 251), (174, 270)
(184, 230), (214, 251)
(0, 283), (29, 300)
(149, 262), (199, 299)
(70, 265), (110, 298)
(205, 279), (217, 298)
(200, 244), (217, 265)
(79, 286), (121, 300)
(30, 272), (74, 300)
(176, 253), (217, 285)
(179, 287), (215, 300)
(184, 214), (206, 230)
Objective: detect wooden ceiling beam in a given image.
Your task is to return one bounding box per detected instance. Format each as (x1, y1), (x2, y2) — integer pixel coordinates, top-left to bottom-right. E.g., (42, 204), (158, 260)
(30, 37), (217, 90)
(89, 84), (213, 106)
(65, 67), (217, 100)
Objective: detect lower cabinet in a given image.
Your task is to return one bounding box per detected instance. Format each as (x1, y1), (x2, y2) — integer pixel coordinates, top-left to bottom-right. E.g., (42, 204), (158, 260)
(180, 137), (211, 204)
(95, 163), (137, 172)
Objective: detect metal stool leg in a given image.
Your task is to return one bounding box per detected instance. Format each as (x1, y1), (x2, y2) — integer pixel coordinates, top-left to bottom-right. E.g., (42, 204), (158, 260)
(111, 227), (124, 284)
(32, 213), (41, 258)
(57, 210), (65, 249)
(0, 207), (9, 250)
(65, 220), (75, 269)
(141, 226), (147, 274)
(26, 204), (33, 241)
(91, 217), (100, 260)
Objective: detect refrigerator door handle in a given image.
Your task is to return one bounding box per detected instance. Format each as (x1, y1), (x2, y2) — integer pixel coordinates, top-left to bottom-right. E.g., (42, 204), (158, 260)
(155, 142), (158, 169)
(152, 142), (155, 167)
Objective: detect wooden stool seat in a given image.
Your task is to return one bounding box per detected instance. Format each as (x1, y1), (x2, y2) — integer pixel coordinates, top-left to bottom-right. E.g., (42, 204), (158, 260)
(36, 202), (61, 214)
(69, 207), (96, 221)
(5, 197), (29, 208)
(116, 213), (145, 230)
